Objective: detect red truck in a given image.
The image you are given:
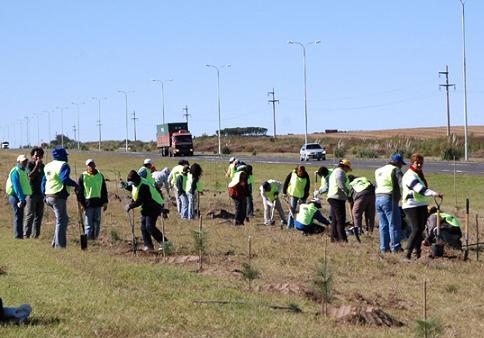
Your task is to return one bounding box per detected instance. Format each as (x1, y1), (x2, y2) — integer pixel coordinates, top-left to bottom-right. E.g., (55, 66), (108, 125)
(156, 122), (194, 156)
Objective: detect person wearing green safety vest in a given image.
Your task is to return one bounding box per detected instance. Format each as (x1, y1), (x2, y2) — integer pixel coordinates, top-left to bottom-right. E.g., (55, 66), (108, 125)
(327, 159), (352, 242)
(186, 163), (203, 220)
(225, 157), (238, 179)
(402, 153), (443, 260)
(176, 165), (190, 219)
(313, 166), (333, 198)
(5, 155), (32, 239)
(348, 175), (375, 233)
(76, 159), (108, 240)
(294, 199), (330, 235)
(424, 207), (462, 250)
(245, 164), (254, 218)
(138, 159), (156, 185)
(168, 159), (190, 215)
(124, 170), (168, 252)
(375, 153), (405, 254)
(282, 165), (310, 229)
(260, 180), (286, 226)
(41, 147), (79, 248)
(228, 165), (249, 225)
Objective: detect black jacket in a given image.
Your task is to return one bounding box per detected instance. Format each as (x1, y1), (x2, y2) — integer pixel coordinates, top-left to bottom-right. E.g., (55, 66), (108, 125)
(128, 183), (162, 216)
(282, 171), (310, 200)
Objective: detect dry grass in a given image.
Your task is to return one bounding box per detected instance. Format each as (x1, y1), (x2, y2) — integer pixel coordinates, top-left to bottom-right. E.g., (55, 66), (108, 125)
(1, 150), (484, 337)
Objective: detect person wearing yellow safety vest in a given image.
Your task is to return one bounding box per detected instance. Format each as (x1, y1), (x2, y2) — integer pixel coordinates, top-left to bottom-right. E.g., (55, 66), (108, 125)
(228, 165), (249, 225)
(313, 166), (333, 198)
(348, 175), (375, 233)
(138, 159), (156, 185)
(327, 159), (352, 242)
(423, 206), (462, 250)
(260, 180), (286, 226)
(5, 155), (31, 239)
(124, 170), (168, 252)
(76, 159), (108, 240)
(176, 165), (190, 219)
(402, 153), (443, 260)
(294, 199), (330, 235)
(282, 165), (310, 229)
(225, 157), (238, 179)
(168, 159), (190, 214)
(186, 163), (204, 220)
(41, 147), (79, 248)
(374, 153), (405, 253)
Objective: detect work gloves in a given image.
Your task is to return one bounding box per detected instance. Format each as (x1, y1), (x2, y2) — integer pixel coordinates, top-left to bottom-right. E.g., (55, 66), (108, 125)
(124, 204), (131, 213)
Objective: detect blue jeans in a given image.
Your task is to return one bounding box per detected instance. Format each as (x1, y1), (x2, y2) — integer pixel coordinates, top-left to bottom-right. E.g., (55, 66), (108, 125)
(46, 197), (69, 248)
(187, 192), (197, 219)
(84, 207), (102, 240)
(287, 196), (306, 229)
(376, 195), (401, 252)
(179, 193), (189, 219)
(9, 195), (24, 239)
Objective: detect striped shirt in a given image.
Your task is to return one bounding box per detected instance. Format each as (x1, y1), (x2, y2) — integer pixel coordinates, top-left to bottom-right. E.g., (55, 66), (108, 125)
(402, 169), (437, 209)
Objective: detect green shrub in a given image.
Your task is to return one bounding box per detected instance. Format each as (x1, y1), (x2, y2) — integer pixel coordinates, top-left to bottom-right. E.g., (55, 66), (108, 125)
(441, 147), (462, 161)
(356, 148), (378, 158)
(415, 318), (443, 338)
(221, 146), (231, 155)
(334, 147), (346, 158)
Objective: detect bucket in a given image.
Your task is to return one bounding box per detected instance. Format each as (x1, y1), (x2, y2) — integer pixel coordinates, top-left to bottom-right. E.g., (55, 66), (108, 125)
(431, 243), (444, 257)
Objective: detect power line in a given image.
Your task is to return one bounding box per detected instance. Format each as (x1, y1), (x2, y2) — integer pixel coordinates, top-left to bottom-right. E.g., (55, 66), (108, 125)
(267, 88), (279, 139)
(439, 65), (456, 137)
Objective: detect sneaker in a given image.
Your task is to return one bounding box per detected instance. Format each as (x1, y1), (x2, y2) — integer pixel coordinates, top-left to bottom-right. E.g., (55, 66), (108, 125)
(143, 245), (154, 252)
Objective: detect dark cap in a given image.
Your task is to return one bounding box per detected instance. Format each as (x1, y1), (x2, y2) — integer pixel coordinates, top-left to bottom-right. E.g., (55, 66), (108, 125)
(391, 153), (406, 165)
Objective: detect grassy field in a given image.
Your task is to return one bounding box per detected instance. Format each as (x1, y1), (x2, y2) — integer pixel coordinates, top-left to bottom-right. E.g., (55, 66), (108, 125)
(1, 150), (484, 337)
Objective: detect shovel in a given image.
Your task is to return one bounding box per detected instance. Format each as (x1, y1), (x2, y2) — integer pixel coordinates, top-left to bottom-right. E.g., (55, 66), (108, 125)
(76, 201), (88, 250)
(431, 196), (444, 257)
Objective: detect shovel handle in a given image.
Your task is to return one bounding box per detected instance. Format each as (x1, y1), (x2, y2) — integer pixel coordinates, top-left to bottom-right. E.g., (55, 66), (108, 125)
(433, 195), (443, 209)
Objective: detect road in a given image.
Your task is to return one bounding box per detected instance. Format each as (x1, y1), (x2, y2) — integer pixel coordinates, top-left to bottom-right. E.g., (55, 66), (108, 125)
(85, 150), (484, 176)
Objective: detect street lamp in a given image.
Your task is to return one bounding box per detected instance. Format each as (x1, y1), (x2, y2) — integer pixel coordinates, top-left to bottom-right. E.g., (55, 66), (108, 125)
(91, 97), (107, 151)
(458, 0), (469, 160)
(42, 110), (54, 145)
(117, 90), (134, 152)
(72, 102), (85, 150)
(288, 40), (321, 145)
(206, 64), (231, 155)
(152, 79), (173, 124)
(56, 106), (68, 148)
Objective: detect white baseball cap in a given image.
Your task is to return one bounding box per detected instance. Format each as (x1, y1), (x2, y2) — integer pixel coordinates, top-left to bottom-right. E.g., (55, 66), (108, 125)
(85, 159), (95, 166)
(17, 155), (28, 163)
(144, 159), (153, 165)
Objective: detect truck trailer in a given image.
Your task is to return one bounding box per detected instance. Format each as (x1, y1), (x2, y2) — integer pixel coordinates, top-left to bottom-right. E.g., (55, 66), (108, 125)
(156, 122), (194, 156)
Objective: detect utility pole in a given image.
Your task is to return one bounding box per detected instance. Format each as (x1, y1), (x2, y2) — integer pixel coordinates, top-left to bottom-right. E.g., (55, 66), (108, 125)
(25, 116), (30, 147)
(439, 65), (456, 137)
(131, 110), (139, 142)
(72, 125), (77, 144)
(267, 88), (280, 139)
(182, 105), (191, 124)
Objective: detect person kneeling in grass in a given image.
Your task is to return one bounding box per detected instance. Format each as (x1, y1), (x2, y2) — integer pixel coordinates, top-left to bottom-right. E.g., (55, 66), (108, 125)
(123, 170), (168, 252)
(294, 199), (330, 235)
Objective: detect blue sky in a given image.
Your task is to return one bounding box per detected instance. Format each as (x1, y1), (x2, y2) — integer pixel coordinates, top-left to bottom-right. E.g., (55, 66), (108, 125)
(1, 1), (483, 146)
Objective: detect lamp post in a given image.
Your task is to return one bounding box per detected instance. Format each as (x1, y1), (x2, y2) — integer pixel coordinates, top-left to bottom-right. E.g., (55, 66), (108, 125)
(24, 115), (30, 147)
(458, 0), (469, 160)
(56, 106), (68, 148)
(71, 102), (85, 150)
(288, 40), (320, 145)
(92, 97), (107, 151)
(118, 90), (134, 152)
(206, 64), (231, 155)
(42, 110), (53, 145)
(152, 79), (173, 124)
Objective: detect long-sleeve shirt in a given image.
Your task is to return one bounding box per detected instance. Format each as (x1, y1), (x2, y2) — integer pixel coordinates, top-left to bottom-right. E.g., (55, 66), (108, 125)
(10, 164), (27, 203)
(41, 163), (78, 198)
(327, 167), (349, 201)
(152, 168), (170, 195)
(402, 169), (437, 209)
(26, 160), (45, 196)
(282, 171), (310, 200)
(127, 183), (162, 216)
(176, 174), (187, 194)
(76, 170), (108, 208)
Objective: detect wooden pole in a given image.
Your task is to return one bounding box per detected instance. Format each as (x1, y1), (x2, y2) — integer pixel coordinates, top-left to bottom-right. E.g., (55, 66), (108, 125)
(199, 216), (203, 271)
(465, 199), (469, 261)
(453, 155), (457, 209)
(476, 214), (479, 262)
(161, 213), (166, 258)
(323, 237), (328, 317)
(423, 279), (427, 338)
(248, 236), (252, 264)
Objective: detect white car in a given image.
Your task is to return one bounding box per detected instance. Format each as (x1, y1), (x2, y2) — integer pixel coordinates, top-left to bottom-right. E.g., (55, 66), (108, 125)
(300, 143), (326, 161)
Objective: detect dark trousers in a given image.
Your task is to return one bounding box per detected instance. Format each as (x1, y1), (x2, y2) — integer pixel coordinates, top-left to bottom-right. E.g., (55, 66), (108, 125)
(140, 214), (168, 248)
(328, 198), (347, 242)
(246, 194), (254, 217)
(231, 197), (247, 225)
(302, 223), (325, 235)
(353, 195), (375, 232)
(405, 206), (428, 257)
(23, 194), (45, 238)
(9, 195), (24, 239)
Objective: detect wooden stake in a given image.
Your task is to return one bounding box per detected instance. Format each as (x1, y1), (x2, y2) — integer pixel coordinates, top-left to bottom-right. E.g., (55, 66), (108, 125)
(248, 236), (252, 264)
(199, 216), (203, 271)
(453, 155), (457, 209)
(323, 237), (328, 317)
(476, 214), (480, 262)
(423, 279), (427, 338)
(465, 199), (469, 261)
(161, 214), (166, 258)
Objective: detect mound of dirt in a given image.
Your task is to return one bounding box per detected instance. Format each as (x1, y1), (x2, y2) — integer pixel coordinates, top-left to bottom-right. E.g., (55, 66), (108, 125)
(329, 305), (404, 327)
(206, 208), (234, 220)
(162, 256), (200, 264)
